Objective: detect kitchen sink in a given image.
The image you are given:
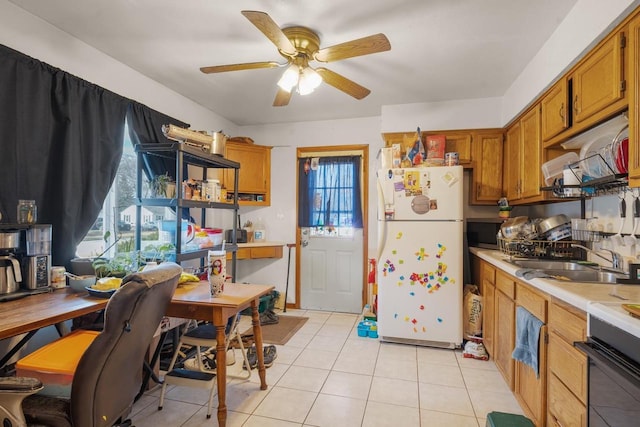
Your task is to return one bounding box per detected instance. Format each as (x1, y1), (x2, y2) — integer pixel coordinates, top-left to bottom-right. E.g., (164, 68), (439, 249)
(507, 259), (595, 271)
(535, 269), (626, 284)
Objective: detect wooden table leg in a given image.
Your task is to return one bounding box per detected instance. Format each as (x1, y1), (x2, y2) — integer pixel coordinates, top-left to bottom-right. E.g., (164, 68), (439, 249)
(216, 319), (227, 427)
(251, 301), (268, 390)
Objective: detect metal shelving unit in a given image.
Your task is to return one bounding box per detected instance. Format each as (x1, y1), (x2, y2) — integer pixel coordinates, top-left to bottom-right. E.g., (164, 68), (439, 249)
(134, 142), (240, 275)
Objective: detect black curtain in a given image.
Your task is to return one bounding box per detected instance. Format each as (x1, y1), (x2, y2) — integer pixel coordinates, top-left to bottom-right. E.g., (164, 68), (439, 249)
(298, 156), (363, 228)
(126, 102), (189, 184)
(0, 45), (129, 268)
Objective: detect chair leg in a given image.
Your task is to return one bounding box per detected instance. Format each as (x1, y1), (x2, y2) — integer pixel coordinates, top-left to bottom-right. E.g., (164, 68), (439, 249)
(158, 335), (184, 410)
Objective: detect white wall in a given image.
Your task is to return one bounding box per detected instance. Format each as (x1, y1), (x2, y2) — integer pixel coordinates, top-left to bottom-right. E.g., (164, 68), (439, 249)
(0, 0), (236, 132)
(502, 0), (640, 124)
(381, 98), (503, 133)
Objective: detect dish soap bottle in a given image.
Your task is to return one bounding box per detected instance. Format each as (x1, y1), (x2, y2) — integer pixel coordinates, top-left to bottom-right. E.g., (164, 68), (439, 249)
(253, 218), (266, 242)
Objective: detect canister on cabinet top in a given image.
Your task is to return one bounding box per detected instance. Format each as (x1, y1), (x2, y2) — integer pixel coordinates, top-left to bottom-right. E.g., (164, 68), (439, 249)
(444, 152), (459, 166)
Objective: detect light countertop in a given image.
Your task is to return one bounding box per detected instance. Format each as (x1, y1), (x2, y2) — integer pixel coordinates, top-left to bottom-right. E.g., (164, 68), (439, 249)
(470, 247), (640, 339)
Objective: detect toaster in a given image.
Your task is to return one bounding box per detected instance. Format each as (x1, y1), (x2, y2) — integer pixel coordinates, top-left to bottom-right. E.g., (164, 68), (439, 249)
(225, 229), (247, 243)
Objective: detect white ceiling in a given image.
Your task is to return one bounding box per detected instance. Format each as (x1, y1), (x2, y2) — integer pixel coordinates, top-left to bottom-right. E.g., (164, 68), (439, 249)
(9, 0), (578, 126)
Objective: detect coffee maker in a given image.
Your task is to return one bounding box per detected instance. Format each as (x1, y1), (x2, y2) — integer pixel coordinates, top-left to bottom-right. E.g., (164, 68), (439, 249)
(20, 224), (52, 290)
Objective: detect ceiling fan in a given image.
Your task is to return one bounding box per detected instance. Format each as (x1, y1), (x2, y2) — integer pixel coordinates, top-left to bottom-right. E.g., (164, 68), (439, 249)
(200, 10), (391, 106)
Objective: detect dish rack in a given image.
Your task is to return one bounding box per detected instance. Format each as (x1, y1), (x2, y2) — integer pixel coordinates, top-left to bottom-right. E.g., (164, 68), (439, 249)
(571, 229), (603, 242)
(497, 237), (580, 259)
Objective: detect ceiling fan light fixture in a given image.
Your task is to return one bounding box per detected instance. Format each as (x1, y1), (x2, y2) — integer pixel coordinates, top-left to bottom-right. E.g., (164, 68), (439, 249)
(297, 67), (322, 95)
(277, 65), (299, 92)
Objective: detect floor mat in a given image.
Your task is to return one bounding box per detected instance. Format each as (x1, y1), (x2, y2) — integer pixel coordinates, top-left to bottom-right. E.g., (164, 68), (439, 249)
(241, 315), (309, 345)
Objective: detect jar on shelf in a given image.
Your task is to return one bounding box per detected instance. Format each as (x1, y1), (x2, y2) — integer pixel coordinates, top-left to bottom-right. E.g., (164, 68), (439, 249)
(17, 199), (37, 224)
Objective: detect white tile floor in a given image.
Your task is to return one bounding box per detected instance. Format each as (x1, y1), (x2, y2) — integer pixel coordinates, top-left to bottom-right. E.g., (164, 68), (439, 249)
(130, 310), (525, 426)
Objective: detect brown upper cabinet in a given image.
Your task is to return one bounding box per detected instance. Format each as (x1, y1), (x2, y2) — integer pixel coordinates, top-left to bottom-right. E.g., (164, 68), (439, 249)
(504, 106), (542, 203)
(629, 14), (640, 185)
(223, 141), (272, 206)
(571, 32), (625, 126)
(541, 78), (570, 142)
(422, 131), (473, 166)
(382, 131), (473, 167)
(470, 131), (504, 205)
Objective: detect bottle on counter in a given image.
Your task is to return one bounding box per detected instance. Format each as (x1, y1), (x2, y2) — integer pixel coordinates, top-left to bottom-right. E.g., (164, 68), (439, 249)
(17, 199), (37, 224)
(253, 218), (266, 242)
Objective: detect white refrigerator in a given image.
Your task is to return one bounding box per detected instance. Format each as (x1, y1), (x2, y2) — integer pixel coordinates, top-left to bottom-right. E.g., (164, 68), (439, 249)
(376, 166), (463, 348)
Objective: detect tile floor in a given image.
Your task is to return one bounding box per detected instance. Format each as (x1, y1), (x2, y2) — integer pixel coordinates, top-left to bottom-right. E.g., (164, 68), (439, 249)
(130, 310), (525, 426)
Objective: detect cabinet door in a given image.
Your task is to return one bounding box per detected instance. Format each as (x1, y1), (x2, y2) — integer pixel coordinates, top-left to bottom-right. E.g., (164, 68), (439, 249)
(224, 143), (270, 193)
(629, 15), (640, 183)
(504, 122), (521, 200)
(515, 324), (548, 427)
(541, 79), (570, 141)
(548, 372), (587, 427)
(494, 288), (515, 390)
(520, 106), (542, 200)
(443, 132), (472, 166)
(572, 33), (624, 124)
(482, 279), (495, 357)
(471, 132), (503, 204)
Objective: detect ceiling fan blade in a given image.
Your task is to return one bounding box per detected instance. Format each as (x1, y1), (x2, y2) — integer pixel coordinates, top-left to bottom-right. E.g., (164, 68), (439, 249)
(200, 61), (281, 74)
(314, 33), (391, 63)
(273, 88), (292, 107)
(241, 10), (297, 56)
(316, 68), (371, 99)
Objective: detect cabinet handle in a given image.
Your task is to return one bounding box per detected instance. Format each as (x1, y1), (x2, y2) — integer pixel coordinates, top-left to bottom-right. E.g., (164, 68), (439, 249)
(559, 103), (565, 122)
(573, 95), (579, 115)
(477, 184), (481, 199)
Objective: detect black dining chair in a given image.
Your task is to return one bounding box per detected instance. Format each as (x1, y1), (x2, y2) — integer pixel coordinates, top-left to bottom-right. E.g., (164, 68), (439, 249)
(0, 262), (182, 427)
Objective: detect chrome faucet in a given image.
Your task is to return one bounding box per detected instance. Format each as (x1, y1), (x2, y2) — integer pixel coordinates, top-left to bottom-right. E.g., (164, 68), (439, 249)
(571, 244), (623, 271)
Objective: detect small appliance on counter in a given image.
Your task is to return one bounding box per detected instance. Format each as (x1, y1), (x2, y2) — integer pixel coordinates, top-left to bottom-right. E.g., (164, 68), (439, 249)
(0, 223), (52, 302)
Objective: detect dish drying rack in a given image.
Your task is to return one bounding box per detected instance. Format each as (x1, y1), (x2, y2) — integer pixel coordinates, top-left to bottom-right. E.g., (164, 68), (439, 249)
(541, 152), (628, 198)
(497, 237), (580, 259)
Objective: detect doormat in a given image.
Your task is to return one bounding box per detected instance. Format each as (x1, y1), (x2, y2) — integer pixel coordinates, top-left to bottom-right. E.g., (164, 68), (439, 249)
(241, 315), (308, 346)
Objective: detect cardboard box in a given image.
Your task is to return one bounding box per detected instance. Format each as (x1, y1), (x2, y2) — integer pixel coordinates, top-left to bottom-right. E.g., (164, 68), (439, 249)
(425, 134), (446, 161)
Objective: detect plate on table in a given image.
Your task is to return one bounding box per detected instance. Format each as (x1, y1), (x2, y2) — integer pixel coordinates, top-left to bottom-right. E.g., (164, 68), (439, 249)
(85, 287), (116, 298)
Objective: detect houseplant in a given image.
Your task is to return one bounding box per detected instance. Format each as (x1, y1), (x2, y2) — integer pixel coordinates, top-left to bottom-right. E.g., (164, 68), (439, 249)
(150, 172), (176, 198)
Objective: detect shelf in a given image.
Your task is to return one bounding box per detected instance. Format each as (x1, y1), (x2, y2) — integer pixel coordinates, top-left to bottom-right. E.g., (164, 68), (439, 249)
(541, 152), (628, 198)
(135, 142), (240, 169)
(134, 142), (241, 271)
(136, 197), (238, 210)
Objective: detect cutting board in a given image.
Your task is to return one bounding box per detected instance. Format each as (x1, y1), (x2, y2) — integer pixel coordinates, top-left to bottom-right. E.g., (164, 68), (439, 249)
(622, 304), (640, 319)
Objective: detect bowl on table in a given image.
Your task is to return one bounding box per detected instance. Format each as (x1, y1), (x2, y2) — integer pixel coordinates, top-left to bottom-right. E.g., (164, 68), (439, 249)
(68, 275), (96, 293)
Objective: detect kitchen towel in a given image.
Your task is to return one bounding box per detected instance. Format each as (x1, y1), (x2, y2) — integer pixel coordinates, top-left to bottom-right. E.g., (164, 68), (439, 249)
(512, 306), (544, 378)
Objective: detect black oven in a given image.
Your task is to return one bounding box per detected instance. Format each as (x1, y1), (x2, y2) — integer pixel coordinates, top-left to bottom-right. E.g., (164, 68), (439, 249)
(575, 316), (640, 426)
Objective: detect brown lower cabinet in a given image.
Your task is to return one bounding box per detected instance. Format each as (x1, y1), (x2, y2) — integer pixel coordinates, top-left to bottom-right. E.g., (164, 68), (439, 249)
(473, 257), (588, 427)
(494, 270), (515, 390)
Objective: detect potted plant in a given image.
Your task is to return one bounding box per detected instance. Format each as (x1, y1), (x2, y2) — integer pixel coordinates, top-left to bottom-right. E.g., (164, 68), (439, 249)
(150, 172), (175, 198)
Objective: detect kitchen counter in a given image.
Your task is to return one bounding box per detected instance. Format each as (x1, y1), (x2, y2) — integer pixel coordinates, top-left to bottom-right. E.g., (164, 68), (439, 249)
(470, 247), (640, 338)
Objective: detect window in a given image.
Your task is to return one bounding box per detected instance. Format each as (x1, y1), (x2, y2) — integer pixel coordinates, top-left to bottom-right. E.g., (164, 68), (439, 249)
(298, 155), (363, 237)
(75, 122), (173, 258)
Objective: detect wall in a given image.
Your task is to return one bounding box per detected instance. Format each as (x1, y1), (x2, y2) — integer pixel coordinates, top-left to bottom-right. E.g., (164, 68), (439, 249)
(0, 0), (236, 133)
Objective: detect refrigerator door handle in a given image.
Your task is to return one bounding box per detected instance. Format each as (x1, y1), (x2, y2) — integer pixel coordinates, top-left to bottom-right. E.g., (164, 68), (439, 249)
(376, 176), (388, 260)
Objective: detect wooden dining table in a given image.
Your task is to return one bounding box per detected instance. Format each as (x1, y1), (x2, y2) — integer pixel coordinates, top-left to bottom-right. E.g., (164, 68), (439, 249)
(165, 281), (274, 427)
(0, 281), (273, 427)
(0, 288), (109, 367)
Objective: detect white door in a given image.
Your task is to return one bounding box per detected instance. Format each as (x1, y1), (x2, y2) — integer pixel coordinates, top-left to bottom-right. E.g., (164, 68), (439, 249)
(296, 147), (368, 314)
(300, 227), (363, 312)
